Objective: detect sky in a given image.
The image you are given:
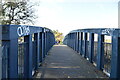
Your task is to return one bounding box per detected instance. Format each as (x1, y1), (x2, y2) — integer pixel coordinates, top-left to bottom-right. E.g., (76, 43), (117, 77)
(31, 0), (119, 36)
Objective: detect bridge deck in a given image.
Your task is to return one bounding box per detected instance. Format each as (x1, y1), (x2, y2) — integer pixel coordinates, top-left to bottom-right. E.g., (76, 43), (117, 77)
(35, 45), (107, 78)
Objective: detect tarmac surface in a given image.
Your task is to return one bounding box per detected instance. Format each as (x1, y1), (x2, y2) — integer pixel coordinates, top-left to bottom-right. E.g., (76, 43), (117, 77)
(35, 45), (108, 78)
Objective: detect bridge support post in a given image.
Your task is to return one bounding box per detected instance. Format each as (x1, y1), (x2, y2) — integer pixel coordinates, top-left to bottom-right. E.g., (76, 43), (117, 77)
(77, 32), (79, 53)
(36, 33), (40, 68)
(9, 39), (18, 78)
(46, 32), (49, 55)
(1, 40), (17, 78)
(1, 41), (9, 78)
(110, 32), (120, 78)
(69, 34), (71, 48)
(79, 32), (83, 55)
(45, 32), (47, 55)
(78, 32), (81, 54)
(84, 33), (87, 58)
(97, 35), (104, 70)
(73, 33), (76, 50)
(69, 33), (74, 49)
(71, 34), (73, 48)
(72, 34), (74, 49)
(24, 35), (33, 78)
(0, 42), (2, 79)
(28, 35), (33, 78)
(34, 33), (40, 70)
(75, 32), (78, 51)
(75, 33), (77, 50)
(75, 33), (77, 51)
(89, 33), (94, 63)
(42, 29), (45, 61)
(67, 34), (69, 47)
(70, 34), (72, 48)
(39, 33), (42, 63)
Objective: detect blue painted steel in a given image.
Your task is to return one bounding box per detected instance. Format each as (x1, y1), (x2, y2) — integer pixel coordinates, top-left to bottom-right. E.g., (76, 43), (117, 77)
(89, 33), (94, 63)
(42, 29), (45, 60)
(33, 34), (37, 72)
(39, 32), (42, 63)
(28, 35), (33, 78)
(24, 36), (29, 78)
(37, 33), (40, 69)
(84, 33), (87, 58)
(2, 41), (9, 78)
(76, 32), (79, 53)
(63, 28), (120, 78)
(1, 25), (55, 78)
(110, 30), (120, 78)
(9, 39), (18, 78)
(80, 32), (83, 55)
(97, 35), (104, 70)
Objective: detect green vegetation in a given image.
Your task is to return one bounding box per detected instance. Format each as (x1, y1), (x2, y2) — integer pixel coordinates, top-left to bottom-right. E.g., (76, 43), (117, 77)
(53, 30), (64, 44)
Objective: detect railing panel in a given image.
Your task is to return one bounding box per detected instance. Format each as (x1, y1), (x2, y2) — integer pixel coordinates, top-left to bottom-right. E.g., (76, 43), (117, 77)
(2, 45), (9, 78)
(18, 43), (24, 78)
(93, 34), (98, 66)
(86, 41), (89, 58)
(81, 40), (84, 55)
(86, 33), (90, 58)
(93, 41), (97, 65)
(103, 43), (111, 74)
(32, 40), (37, 73)
(103, 36), (112, 75)
(1, 25), (55, 78)
(63, 28), (120, 78)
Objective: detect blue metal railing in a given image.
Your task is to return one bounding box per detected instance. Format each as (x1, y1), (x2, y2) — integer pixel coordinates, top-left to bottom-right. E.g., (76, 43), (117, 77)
(1, 25), (55, 79)
(63, 28), (120, 78)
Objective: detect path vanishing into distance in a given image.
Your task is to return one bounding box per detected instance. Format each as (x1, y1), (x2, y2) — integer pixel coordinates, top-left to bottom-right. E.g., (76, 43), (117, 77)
(35, 45), (107, 78)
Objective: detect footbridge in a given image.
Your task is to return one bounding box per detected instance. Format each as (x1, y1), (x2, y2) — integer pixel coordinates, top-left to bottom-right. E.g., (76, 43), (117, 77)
(1, 25), (120, 79)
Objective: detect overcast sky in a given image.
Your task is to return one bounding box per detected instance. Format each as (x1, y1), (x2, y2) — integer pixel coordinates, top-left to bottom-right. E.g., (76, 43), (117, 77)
(32, 0), (119, 35)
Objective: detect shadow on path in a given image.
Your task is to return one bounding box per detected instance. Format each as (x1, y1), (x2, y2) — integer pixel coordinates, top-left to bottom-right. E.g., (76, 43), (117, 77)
(35, 45), (107, 78)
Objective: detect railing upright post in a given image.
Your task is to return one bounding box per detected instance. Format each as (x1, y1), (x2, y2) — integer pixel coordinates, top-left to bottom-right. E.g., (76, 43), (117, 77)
(1, 41), (8, 78)
(0, 42), (2, 79)
(39, 33), (42, 63)
(84, 33), (87, 58)
(24, 36), (29, 78)
(110, 30), (120, 78)
(45, 31), (47, 55)
(76, 32), (79, 52)
(46, 32), (48, 53)
(35, 33), (40, 69)
(97, 34), (104, 70)
(0, 25), (1, 80)
(33, 34), (37, 70)
(42, 28), (45, 60)
(73, 33), (74, 49)
(79, 32), (83, 55)
(75, 32), (77, 51)
(68, 34), (69, 47)
(74, 33), (75, 50)
(69, 33), (73, 49)
(24, 35), (33, 78)
(70, 34), (71, 48)
(89, 33), (94, 63)
(9, 39), (18, 78)
(28, 35), (33, 78)
(78, 32), (81, 54)
(77, 32), (79, 53)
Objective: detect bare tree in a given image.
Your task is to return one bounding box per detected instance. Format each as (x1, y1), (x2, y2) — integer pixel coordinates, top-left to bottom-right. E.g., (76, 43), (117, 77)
(1, 1), (37, 25)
